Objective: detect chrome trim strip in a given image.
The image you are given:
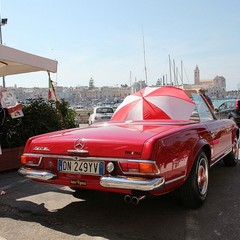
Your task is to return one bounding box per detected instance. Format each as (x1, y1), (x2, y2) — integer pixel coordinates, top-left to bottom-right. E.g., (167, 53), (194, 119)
(23, 153), (157, 164)
(67, 149), (89, 154)
(18, 167), (56, 180)
(210, 146), (232, 167)
(100, 175), (165, 191)
(164, 175), (186, 185)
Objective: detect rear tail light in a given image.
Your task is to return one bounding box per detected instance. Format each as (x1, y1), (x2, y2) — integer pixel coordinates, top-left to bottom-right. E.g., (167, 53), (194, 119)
(21, 155), (40, 165)
(119, 161), (159, 174)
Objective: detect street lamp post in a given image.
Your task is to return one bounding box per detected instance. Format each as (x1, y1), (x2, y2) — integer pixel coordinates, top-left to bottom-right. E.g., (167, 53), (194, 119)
(0, 17), (8, 88)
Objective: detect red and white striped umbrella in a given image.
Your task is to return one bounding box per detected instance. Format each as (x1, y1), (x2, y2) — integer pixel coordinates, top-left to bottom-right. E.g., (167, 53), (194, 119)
(111, 86), (195, 121)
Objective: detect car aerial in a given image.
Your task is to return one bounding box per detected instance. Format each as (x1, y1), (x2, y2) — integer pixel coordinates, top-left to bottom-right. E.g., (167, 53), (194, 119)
(214, 99), (240, 126)
(19, 86), (239, 208)
(88, 106), (114, 125)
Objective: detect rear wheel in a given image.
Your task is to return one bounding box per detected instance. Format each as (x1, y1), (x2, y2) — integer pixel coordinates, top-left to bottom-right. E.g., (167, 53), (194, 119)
(179, 151), (209, 208)
(223, 137), (239, 167)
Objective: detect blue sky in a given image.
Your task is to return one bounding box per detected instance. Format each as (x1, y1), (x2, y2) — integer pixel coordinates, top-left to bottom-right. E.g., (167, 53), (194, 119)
(1, 0), (240, 90)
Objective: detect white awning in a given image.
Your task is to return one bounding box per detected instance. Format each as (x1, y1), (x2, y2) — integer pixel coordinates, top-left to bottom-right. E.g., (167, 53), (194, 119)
(0, 45), (57, 77)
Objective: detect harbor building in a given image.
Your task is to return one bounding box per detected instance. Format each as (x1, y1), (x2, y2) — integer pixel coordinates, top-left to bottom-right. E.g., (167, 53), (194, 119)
(183, 65), (226, 99)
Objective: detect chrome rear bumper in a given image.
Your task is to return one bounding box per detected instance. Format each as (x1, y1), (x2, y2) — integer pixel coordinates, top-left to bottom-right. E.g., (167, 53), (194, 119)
(100, 175), (165, 191)
(18, 167), (165, 191)
(18, 167), (56, 180)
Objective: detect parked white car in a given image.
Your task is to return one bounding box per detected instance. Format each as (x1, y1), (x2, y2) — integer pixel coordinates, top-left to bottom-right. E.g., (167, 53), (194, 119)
(88, 106), (114, 125)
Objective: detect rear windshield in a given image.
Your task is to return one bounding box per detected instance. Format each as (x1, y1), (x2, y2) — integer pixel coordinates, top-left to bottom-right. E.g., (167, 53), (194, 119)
(96, 107), (114, 114)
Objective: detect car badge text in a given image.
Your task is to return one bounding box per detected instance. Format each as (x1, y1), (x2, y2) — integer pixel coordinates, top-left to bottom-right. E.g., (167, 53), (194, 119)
(33, 147), (50, 151)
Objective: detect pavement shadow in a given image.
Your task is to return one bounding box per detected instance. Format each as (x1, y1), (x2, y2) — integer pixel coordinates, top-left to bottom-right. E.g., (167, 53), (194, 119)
(1, 190), (187, 240)
(1, 162), (240, 240)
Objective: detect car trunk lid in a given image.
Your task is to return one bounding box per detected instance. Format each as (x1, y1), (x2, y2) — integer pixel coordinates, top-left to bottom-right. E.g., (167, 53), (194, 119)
(27, 121), (190, 158)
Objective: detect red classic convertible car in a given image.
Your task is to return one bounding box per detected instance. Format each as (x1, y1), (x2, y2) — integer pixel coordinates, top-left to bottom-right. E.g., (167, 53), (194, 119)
(19, 86), (239, 208)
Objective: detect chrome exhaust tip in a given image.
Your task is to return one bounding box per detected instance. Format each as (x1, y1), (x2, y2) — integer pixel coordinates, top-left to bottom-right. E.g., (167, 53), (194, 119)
(124, 194), (146, 204)
(131, 196), (140, 205)
(124, 195), (132, 204)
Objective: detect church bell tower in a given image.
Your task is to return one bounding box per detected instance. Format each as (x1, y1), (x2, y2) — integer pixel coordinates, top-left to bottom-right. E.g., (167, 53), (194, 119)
(194, 65), (200, 85)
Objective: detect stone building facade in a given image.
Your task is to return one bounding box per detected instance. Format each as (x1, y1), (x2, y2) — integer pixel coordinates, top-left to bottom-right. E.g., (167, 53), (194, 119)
(183, 65), (226, 99)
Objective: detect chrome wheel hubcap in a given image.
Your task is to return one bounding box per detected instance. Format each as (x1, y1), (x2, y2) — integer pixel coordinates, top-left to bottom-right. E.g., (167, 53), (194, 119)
(232, 138), (239, 161)
(197, 157), (208, 195)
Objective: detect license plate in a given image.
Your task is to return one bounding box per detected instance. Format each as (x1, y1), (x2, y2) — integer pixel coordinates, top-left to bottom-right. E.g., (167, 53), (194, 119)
(58, 159), (104, 175)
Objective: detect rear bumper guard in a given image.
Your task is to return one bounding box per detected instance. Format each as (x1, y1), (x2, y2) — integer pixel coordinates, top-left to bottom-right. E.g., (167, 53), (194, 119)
(18, 167), (56, 180)
(100, 175), (165, 191)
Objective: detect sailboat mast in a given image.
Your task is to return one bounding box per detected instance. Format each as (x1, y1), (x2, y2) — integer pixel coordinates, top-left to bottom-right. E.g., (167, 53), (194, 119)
(130, 71), (133, 94)
(181, 60), (183, 84)
(168, 55), (172, 85)
(142, 28), (148, 86)
(173, 59), (176, 85)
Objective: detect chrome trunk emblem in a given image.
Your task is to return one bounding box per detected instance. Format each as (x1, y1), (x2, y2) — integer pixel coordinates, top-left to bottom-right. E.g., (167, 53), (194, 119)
(74, 138), (86, 150)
